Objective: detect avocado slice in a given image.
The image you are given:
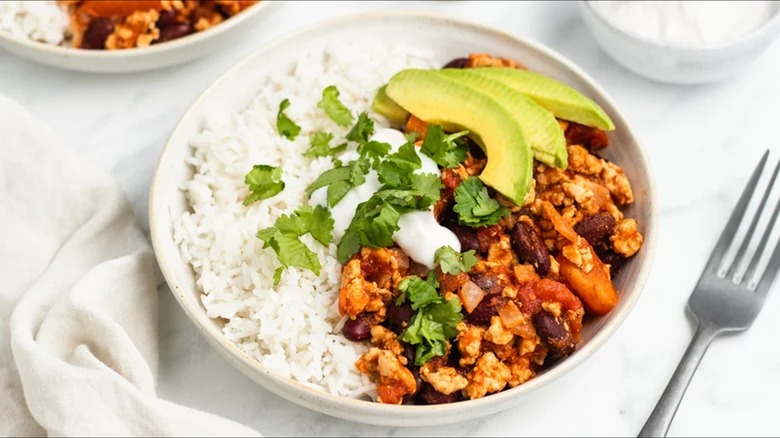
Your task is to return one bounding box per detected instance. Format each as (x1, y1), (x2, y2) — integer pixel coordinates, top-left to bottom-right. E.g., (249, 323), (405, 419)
(385, 69), (533, 205)
(471, 68), (615, 131)
(439, 68), (567, 169)
(371, 85), (410, 126)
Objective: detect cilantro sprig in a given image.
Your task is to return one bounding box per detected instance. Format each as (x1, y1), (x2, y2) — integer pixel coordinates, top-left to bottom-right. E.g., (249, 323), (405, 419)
(243, 164), (285, 206)
(453, 177), (509, 227)
(420, 125), (469, 168)
(276, 99), (301, 140)
(318, 86), (354, 127)
(304, 132), (347, 159)
(434, 246), (477, 275)
(306, 158), (370, 207)
(256, 205), (334, 284)
(336, 175), (443, 263)
(397, 274), (463, 365)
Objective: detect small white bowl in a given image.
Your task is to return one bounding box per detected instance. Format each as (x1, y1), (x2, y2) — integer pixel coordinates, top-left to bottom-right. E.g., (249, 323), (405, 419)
(0, 1), (275, 73)
(580, 1), (780, 84)
(149, 10), (658, 426)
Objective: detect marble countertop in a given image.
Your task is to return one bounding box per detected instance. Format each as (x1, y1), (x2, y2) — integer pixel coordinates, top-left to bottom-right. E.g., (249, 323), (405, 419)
(2, 1), (779, 436)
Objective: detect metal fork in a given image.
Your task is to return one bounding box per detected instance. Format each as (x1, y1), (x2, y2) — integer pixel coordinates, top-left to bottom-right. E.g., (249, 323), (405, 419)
(639, 150), (780, 437)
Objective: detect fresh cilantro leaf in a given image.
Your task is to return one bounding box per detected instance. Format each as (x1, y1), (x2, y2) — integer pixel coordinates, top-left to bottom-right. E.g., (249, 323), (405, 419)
(295, 205), (334, 246)
(398, 276), (443, 310)
(434, 246), (478, 275)
(405, 131), (420, 143)
(276, 99), (301, 140)
(336, 229), (361, 263)
(256, 225), (321, 284)
(426, 297), (463, 339)
(346, 112), (375, 146)
(358, 140), (391, 166)
(306, 158), (370, 207)
(377, 141), (421, 188)
(317, 86), (353, 127)
(336, 195), (412, 263)
(420, 124), (469, 168)
(303, 132), (347, 159)
(255, 206), (334, 284)
(453, 177), (509, 227)
(243, 164), (285, 206)
(415, 335), (448, 365)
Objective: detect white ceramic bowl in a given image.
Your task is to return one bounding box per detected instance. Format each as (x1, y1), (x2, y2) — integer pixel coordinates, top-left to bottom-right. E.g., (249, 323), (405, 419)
(0, 1), (275, 73)
(149, 11), (658, 427)
(580, 1), (780, 84)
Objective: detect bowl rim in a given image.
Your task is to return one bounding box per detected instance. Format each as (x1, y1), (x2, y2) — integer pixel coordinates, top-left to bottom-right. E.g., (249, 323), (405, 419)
(149, 9), (659, 421)
(0, 0), (273, 58)
(581, 0), (780, 52)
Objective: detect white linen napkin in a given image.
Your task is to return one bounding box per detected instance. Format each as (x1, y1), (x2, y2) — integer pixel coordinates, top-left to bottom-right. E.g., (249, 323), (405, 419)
(0, 94), (260, 437)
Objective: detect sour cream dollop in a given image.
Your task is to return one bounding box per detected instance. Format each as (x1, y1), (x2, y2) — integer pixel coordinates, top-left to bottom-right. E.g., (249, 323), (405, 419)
(310, 128), (460, 268)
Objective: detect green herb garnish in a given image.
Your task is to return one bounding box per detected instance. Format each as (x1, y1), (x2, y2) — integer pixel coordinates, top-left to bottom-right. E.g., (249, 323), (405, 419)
(376, 141), (421, 188)
(397, 274), (463, 365)
(453, 177), (509, 227)
(306, 158), (370, 207)
(346, 112), (375, 146)
(256, 206), (334, 284)
(420, 125), (469, 168)
(243, 164), (285, 206)
(434, 246), (478, 275)
(303, 132), (347, 159)
(318, 86), (354, 127)
(276, 98), (301, 140)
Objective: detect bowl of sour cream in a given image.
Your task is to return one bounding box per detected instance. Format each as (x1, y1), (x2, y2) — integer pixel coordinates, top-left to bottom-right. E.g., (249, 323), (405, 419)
(580, 1), (780, 84)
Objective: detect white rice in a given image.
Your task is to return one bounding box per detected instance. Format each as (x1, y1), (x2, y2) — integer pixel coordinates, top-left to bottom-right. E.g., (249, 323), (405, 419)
(173, 43), (436, 398)
(0, 1), (69, 45)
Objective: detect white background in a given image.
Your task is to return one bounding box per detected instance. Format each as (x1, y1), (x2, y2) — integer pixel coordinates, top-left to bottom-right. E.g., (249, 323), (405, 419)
(2, 1), (779, 436)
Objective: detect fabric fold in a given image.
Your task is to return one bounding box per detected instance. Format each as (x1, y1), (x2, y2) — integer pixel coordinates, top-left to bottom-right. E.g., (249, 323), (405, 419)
(0, 94), (259, 436)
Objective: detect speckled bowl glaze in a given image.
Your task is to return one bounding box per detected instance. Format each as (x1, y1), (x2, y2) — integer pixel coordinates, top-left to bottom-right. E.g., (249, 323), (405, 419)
(580, 1), (780, 84)
(149, 11), (658, 427)
(0, 1), (275, 73)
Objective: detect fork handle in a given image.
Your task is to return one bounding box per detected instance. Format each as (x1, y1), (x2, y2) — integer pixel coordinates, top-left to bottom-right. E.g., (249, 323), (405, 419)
(638, 322), (721, 437)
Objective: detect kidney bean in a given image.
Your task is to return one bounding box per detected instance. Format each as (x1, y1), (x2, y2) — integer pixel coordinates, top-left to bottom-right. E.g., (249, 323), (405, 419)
(81, 18), (114, 50)
(534, 311), (575, 363)
(443, 57), (469, 69)
(157, 9), (179, 28)
(511, 222), (551, 276)
(402, 343), (416, 367)
(469, 273), (504, 295)
(598, 249), (625, 276)
(465, 294), (508, 326)
(574, 212), (616, 247)
(452, 225), (480, 253)
(158, 23), (193, 43)
(386, 303), (414, 334)
(343, 315), (371, 342)
(420, 383), (461, 404)
(533, 311), (566, 341)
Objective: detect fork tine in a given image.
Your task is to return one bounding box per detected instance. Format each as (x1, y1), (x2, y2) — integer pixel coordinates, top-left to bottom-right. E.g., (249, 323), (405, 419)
(704, 150), (769, 274)
(756, 223), (780, 295)
(747, 186), (780, 293)
(728, 159), (780, 281)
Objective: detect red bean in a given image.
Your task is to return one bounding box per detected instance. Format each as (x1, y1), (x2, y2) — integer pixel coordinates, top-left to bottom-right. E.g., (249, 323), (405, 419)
(386, 303), (414, 334)
(452, 225), (480, 253)
(574, 212), (616, 247)
(157, 9), (179, 28)
(420, 383), (461, 404)
(511, 222), (551, 275)
(597, 249), (625, 276)
(158, 23), (192, 43)
(81, 18), (114, 50)
(343, 316), (371, 341)
(443, 57), (469, 69)
(465, 294), (508, 326)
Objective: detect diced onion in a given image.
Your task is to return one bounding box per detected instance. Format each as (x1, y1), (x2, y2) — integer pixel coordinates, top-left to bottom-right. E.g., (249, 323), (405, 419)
(459, 280), (485, 313)
(498, 301), (524, 328)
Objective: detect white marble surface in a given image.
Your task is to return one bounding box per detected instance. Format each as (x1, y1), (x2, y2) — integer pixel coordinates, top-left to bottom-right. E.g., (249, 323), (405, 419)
(3, 1), (780, 436)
